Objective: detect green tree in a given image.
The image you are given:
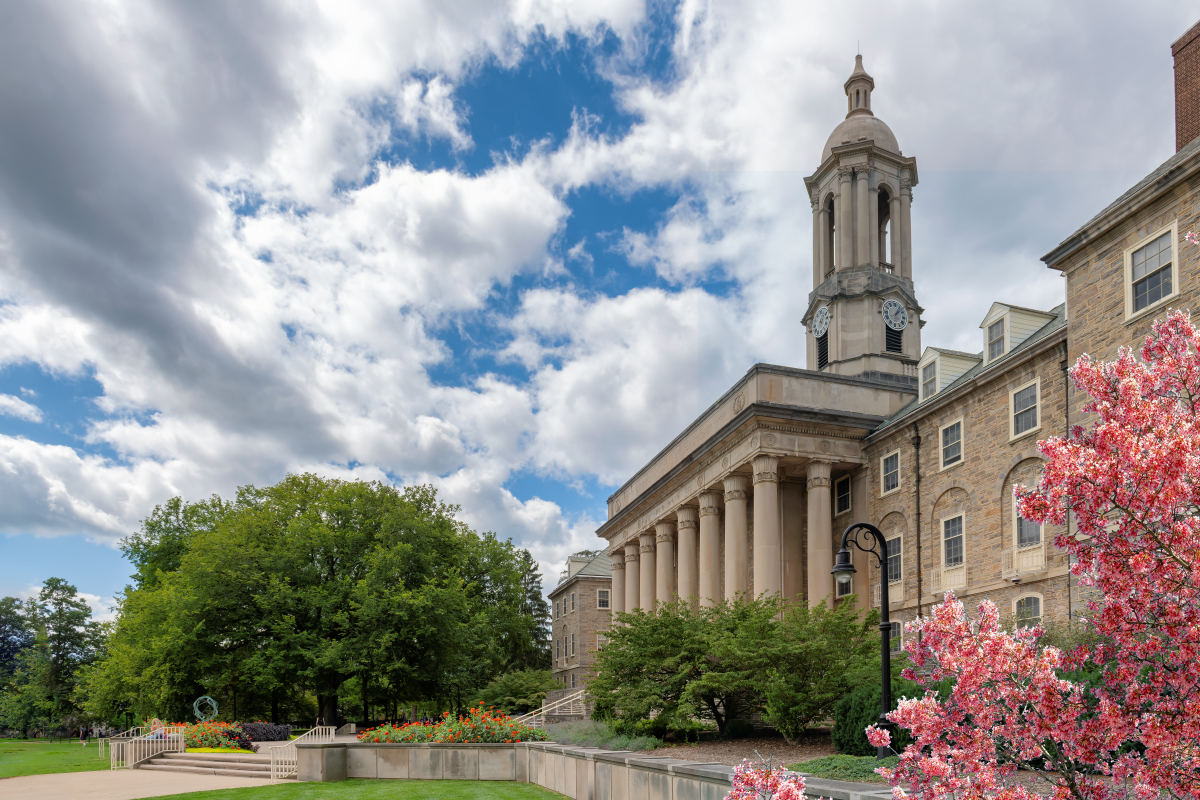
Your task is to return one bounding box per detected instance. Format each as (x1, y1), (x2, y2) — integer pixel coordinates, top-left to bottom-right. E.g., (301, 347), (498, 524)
(0, 632), (54, 736)
(0, 596), (31, 686)
(473, 669), (558, 715)
(120, 495), (229, 590)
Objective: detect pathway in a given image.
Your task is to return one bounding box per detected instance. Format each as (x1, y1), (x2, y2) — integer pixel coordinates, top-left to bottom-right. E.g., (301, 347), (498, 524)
(0, 769), (266, 800)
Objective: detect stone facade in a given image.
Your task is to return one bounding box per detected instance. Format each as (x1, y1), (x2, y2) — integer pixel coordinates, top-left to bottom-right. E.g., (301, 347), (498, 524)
(548, 554), (612, 691)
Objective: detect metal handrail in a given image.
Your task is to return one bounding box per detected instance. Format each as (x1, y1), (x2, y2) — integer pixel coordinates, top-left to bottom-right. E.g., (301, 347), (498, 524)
(269, 725), (335, 782)
(111, 726), (185, 769)
(513, 689), (587, 728)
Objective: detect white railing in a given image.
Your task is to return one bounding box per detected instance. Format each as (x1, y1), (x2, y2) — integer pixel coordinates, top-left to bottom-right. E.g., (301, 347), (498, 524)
(107, 727), (148, 769)
(873, 580), (905, 607)
(1001, 543), (1046, 579)
(514, 689), (587, 728)
(110, 727), (184, 769)
(270, 725), (335, 782)
(930, 563), (967, 595)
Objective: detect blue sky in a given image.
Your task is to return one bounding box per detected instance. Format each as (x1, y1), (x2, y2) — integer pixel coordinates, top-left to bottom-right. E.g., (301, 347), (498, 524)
(0, 1), (1196, 616)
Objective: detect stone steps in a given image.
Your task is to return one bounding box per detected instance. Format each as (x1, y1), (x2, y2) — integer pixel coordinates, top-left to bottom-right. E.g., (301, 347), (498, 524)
(138, 751), (285, 779)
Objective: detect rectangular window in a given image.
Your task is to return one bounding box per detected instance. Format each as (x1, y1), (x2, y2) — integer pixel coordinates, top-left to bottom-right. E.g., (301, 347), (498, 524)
(835, 476), (852, 514)
(571, 592), (575, 612)
(888, 621), (902, 653)
(817, 333), (829, 369)
(882, 451), (900, 495)
(556, 639), (560, 660)
(1012, 381), (1039, 437)
(1017, 516), (1041, 548)
(596, 634), (607, 649)
(940, 420), (962, 468)
(943, 515), (964, 567)
(571, 633), (575, 656)
(1015, 596), (1042, 627)
(597, 590), (610, 609)
(571, 673), (577, 688)
(1131, 231), (1173, 313)
(886, 536), (902, 584)
(988, 318), (1005, 361)
(835, 575), (853, 598)
(885, 326), (903, 353)
(921, 362), (937, 399)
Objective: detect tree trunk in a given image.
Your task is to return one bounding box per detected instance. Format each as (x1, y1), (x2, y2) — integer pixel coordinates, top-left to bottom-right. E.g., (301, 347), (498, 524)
(271, 692), (279, 724)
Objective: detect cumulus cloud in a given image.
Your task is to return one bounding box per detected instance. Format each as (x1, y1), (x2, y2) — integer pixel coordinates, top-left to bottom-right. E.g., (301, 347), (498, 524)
(0, 395), (42, 422)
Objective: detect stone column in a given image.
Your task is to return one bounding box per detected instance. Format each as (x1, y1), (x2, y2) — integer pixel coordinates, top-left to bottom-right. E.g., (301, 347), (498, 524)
(890, 193), (902, 272)
(676, 507), (699, 608)
(836, 167), (853, 271)
(639, 532), (656, 613)
(752, 455), (781, 600)
(806, 461), (834, 608)
(623, 543), (640, 612)
(610, 554), (625, 615)
(698, 492), (722, 607)
(856, 169), (871, 268)
(723, 474), (750, 601)
(900, 180), (913, 279)
(867, 175), (880, 268)
(812, 193), (823, 290)
(655, 522), (676, 608)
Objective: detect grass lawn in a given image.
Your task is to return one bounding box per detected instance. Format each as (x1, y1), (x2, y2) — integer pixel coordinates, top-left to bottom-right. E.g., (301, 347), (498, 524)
(156, 779), (564, 799)
(0, 738), (109, 778)
(789, 754), (897, 784)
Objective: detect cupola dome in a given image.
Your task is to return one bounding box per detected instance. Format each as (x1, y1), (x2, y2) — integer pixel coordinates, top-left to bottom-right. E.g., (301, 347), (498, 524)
(821, 55), (901, 161)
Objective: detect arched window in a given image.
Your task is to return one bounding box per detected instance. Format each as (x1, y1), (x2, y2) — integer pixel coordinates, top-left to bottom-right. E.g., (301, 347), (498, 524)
(1015, 595), (1042, 627)
(856, 89), (861, 108)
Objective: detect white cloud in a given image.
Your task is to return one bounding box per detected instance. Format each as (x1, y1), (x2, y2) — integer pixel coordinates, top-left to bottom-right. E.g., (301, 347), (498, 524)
(0, 394), (43, 422)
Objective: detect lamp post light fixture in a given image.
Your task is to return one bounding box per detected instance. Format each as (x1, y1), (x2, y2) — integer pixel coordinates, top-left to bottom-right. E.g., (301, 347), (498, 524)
(831, 521), (894, 760)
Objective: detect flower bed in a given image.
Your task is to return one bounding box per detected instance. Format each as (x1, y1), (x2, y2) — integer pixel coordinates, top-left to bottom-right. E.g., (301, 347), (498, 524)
(177, 721), (254, 751)
(357, 704), (549, 744)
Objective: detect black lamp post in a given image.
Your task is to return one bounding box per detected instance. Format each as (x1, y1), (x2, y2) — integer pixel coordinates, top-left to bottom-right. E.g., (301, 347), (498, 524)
(831, 521), (893, 760)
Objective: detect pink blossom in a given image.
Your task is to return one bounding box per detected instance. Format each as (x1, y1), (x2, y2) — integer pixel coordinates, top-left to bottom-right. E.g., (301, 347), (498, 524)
(865, 725), (891, 748)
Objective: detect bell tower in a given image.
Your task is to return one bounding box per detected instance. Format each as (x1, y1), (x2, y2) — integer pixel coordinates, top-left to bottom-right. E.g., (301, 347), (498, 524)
(802, 55), (922, 389)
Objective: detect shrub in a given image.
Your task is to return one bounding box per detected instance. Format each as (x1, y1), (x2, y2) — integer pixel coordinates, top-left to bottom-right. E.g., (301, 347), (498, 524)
(357, 704), (549, 744)
(240, 722), (291, 742)
(472, 670), (558, 715)
(542, 719), (661, 752)
(724, 719), (754, 739)
(831, 678), (925, 756)
(788, 754), (897, 784)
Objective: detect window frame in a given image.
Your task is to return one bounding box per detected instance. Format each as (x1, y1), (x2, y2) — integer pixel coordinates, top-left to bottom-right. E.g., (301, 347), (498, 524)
(596, 633), (607, 650)
(1013, 503), (1043, 550)
(986, 316), (1007, 362)
(941, 513), (966, 568)
(939, 418), (964, 471)
(835, 573), (854, 598)
(1009, 377), (1041, 442)
(571, 633), (576, 656)
(571, 592), (575, 612)
(1123, 220), (1179, 322)
(880, 450), (901, 497)
(888, 621), (902, 653)
(885, 535), (903, 585)
(920, 359), (938, 401)
(834, 475), (852, 515)
(597, 589), (610, 609)
(1013, 593), (1043, 628)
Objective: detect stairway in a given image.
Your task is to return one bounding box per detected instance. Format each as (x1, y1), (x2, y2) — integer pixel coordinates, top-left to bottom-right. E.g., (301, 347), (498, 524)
(137, 751), (284, 779)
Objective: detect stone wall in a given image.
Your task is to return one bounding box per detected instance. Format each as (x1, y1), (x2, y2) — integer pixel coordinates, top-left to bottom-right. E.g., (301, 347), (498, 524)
(550, 575), (613, 691)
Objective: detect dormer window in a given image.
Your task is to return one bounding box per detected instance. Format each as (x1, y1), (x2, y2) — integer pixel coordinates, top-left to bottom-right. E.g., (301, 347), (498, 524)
(987, 319), (1005, 361)
(921, 361), (937, 400)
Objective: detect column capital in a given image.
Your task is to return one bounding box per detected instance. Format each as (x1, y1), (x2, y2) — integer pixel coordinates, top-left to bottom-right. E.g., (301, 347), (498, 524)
(639, 531), (656, 553)
(752, 454), (779, 485)
(723, 473), (749, 501)
(837, 164), (855, 180)
(699, 491), (722, 516)
(611, 556), (625, 571)
(806, 460), (833, 489)
(655, 521), (676, 544)
(676, 506), (699, 529)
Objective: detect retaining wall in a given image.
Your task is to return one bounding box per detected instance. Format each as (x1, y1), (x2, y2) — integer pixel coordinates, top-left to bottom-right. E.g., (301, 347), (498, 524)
(296, 741), (892, 800)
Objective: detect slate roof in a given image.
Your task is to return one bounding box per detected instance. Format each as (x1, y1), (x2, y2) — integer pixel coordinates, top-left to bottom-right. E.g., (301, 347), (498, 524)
(554, 553), (611, 590)
(871, 302), (1067, 437)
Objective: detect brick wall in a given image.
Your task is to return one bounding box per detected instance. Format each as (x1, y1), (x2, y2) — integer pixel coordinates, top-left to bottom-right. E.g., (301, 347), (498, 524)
(549, 575), (612, 691)
(1174, 21), (1200, 152)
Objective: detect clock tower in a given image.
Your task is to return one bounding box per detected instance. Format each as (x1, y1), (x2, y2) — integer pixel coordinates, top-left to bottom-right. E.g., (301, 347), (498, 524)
(802, 55), (922, 389)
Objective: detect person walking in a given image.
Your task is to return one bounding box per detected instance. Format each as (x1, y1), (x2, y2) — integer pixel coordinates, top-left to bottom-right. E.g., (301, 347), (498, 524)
(79, 726), (87, 747)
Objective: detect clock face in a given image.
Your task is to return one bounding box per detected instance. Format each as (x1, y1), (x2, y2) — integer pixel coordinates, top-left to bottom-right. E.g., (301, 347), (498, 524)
(812, 307), (830, 337)
(882, 299), (908, 331)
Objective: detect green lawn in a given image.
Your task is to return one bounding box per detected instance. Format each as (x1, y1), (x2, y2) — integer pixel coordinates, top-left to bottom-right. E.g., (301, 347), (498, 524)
(788, 754), (897, 784)
(0, 738), (109, 778)
(156, 780), (563, 799)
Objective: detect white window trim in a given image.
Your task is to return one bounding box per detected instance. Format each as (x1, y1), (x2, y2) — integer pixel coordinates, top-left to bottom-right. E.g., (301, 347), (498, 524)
(940, 512), (967, 568)
(1009, 377), (1041, 443)
(986, 315), (1009, 363)
(834, 475), (852, 515)
(597, 589), (610, 609)
(571, 592), (575, 612)
(920, 358), (939, 401)
(1013, 592), (1044, 626)
(1123, 219), (1179, 323)
(888, 621), (902, 653)
(885, 535), (903, 585)
(938, 417), (965, 472)
(880, 450), (902, 497)
(1011, 502), (1043, 550)
(835, 574), (854, 598)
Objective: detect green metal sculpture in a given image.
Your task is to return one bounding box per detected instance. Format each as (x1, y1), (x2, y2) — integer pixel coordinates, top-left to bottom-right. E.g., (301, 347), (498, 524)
(193, 695), (218, 722)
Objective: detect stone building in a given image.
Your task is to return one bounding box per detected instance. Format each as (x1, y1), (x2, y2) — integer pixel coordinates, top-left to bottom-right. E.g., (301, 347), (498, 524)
(548, 552), (612, 691)
(597, 23), (1200, 645)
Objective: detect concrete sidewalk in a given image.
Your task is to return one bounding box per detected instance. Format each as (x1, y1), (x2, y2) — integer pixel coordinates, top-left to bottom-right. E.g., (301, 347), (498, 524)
(0, 769), (267, 799)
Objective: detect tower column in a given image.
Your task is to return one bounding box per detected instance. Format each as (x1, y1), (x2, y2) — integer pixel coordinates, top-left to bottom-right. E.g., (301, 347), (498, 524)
(676, 507), (699, 608)
(806, 461), (835, 607)
(638, 533), (656, 613)
(856, 169), (871, 268)
(610, 555), (625, 615)
(623, 543), (640, 612)
(655, 522), (676, 608)
(813, 196), (826, 289)
(867, 172), (880, 268)
(900, 179), (913, 279)
(698, 492), (722, 607)
(752, 455), (781, 599)
(723, 474), (750, 601)
(890, 193), (902, 272)
(836, 167), (853, 271)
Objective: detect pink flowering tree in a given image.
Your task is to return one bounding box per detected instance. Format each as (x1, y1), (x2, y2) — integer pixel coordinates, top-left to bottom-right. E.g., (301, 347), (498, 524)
(868, 310), (1200, 800)
(726, 755), (808, 800)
